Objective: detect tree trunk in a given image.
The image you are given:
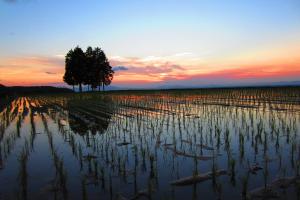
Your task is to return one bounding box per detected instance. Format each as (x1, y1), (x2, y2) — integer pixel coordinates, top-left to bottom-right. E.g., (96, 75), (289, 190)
(72, 85), (74, 91)
(79, 83), (82, 92)
(102, 83), (105, 91)
(99, 82), (102, 92)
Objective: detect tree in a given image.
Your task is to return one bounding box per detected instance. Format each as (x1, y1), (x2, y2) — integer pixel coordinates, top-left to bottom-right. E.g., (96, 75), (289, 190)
(63, 49), (76, 91)
(84, 46), (95, 91)
(94, 48), (114, 91)
(72, 47), (87, 92)
(101, 59), (114, 91)
(63, 46), (114, 92)
(63, 46), (86, 92)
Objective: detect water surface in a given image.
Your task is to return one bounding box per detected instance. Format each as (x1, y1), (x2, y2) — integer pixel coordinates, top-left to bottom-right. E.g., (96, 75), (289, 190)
(0, 88), (300, 199)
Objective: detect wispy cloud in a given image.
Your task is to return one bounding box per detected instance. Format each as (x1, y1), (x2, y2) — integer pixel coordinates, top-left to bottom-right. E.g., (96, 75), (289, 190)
(3, 0), (17, 3)
(0, 55), (64, 86)
(110, 54), (300, 86)
(110, 55), (187, 73)
(112, 66), (128, 71)
(2, 0), (34, 3)
(45, 71), (56, 75)
(7, 56), (64, 67)
(109, 52), (202, 68)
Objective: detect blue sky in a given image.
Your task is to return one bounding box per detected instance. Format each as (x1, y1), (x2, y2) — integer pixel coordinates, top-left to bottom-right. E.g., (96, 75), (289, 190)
(0, 0), (300, 86)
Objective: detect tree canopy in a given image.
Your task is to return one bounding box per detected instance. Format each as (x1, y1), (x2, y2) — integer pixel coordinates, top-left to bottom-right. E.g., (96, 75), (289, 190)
(63, 46), (114, 92)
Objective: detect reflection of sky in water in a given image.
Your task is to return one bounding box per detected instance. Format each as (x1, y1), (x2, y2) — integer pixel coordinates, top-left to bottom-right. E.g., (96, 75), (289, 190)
(0, 91), (299, 199)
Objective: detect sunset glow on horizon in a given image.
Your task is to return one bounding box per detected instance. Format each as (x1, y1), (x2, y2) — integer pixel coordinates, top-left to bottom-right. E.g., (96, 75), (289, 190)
(1, 0), (300, 88)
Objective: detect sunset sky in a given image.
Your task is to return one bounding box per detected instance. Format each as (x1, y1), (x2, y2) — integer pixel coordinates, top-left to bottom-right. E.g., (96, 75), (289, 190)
(1, 0), (300, 88)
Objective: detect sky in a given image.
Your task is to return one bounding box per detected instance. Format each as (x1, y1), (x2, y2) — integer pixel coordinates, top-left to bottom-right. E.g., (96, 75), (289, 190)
(0, 0), (300, 88)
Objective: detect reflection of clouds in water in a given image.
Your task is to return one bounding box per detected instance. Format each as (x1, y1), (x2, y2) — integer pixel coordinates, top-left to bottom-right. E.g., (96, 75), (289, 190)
(0, 90), (300, 199)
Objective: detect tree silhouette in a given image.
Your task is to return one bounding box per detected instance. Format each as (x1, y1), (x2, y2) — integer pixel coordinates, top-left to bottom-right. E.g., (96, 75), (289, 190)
(84, 46), (95, 91)
(74, 47), (87, 92)
(63, 46), (114, 92)
(63, 46), (87, 92)
(98, 49), (114, 91)
(63, 49), (77, 91)
(90, 47), (103, 91)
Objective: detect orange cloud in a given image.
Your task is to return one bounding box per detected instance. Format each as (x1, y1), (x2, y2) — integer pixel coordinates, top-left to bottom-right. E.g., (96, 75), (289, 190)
(0, 53), (299, 87)
(111, 55), (300, 85)
(176, 64), (300, 81)
(0, 56), (64, 86)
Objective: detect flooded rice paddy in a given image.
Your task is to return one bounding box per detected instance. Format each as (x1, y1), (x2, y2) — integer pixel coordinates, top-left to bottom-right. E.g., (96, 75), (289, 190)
(0, 88), (300, 200)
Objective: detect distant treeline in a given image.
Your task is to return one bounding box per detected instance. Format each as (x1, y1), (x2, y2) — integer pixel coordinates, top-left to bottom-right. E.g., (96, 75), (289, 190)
(0, 85), (73, 97)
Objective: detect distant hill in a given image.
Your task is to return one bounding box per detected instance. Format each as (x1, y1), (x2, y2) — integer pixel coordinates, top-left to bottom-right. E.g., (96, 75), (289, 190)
(0, 85), (73, 96)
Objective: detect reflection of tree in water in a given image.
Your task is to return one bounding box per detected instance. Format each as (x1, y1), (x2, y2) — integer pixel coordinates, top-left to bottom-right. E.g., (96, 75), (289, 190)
(68, 116), (89, 135)
(0, 98), (17, 141)
(67, 96), (114, 135)
(0, 98), (12, 114)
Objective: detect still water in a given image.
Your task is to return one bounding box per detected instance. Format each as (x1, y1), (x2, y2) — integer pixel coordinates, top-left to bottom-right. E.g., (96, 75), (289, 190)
(0, 90), (300, 199)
